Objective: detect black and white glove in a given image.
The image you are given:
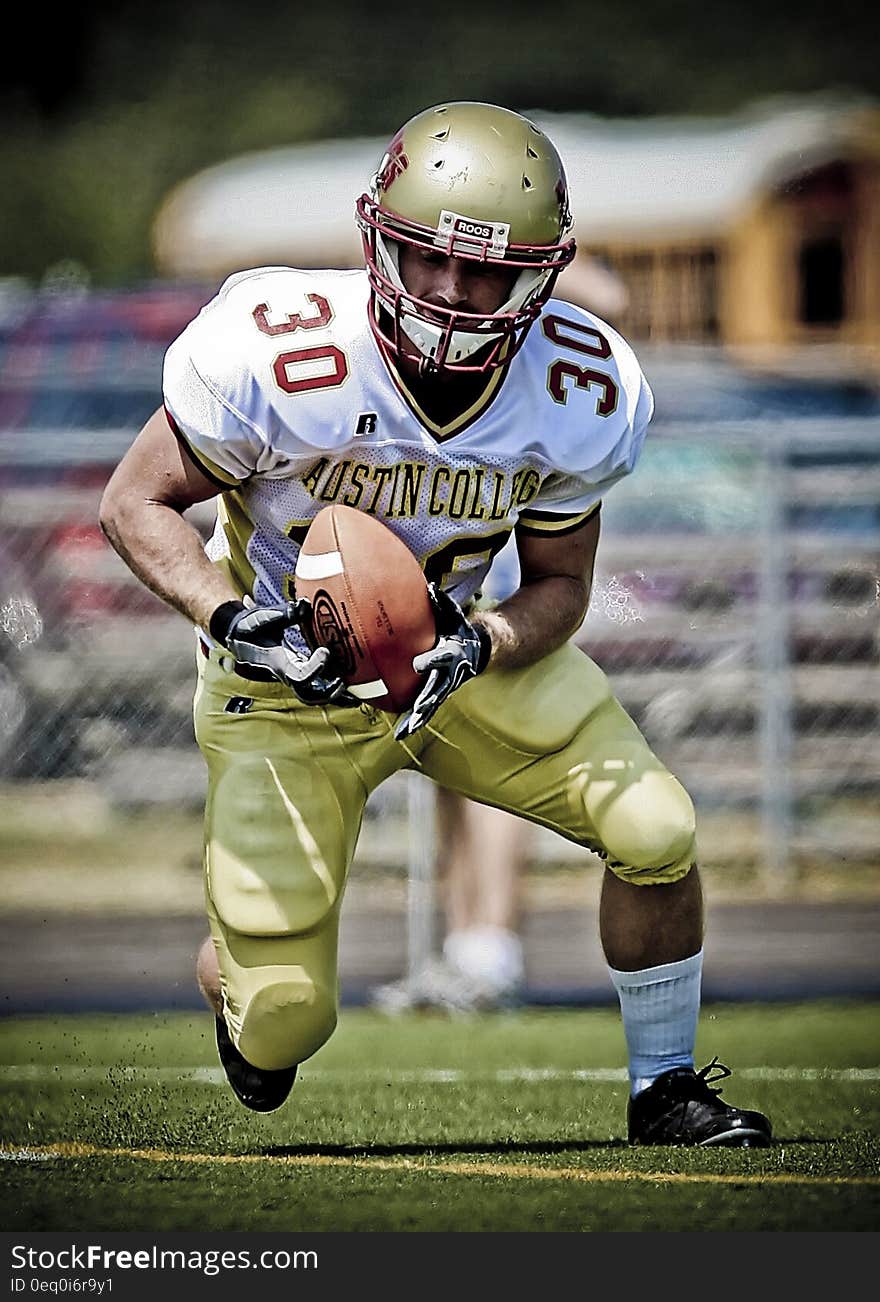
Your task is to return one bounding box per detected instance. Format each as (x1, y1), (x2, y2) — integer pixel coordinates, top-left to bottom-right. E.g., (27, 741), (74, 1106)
(394, 585), (492, 740)
(208, 599), (358, 707)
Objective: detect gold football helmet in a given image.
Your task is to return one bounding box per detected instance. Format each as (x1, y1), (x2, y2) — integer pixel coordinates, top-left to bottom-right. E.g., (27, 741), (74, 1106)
(356, 102), (576, 373)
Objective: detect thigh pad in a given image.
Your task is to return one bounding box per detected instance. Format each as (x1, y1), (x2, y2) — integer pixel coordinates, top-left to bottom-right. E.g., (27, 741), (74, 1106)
(206, 755), (349, 938)
(457, 642), (612, 754)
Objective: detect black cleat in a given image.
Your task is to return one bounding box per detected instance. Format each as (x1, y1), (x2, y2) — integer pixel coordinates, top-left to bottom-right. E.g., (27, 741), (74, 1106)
(214, 1016), (297, 1113)
(628, 1057), (772, 1147)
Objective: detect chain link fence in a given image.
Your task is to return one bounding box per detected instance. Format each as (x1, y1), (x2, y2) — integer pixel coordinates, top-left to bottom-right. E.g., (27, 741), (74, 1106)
(591, 420), (879, 888)
(0, 300), (877, 1003)
(1, 415), (876, 883)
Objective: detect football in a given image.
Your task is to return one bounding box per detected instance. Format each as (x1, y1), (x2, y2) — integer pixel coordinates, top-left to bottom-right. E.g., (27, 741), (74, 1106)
(294, 504), (437, 713)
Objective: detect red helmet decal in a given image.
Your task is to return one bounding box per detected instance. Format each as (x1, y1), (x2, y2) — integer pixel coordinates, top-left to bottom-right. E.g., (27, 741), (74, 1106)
(376, 135), (409, 192)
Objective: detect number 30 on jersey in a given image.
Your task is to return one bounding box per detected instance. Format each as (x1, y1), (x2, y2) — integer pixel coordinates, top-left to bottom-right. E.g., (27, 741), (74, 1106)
(254, 293), (349, 395)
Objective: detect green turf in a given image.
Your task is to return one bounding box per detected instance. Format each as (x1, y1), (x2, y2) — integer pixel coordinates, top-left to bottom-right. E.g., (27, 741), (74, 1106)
(1, 1002), (878, 1232)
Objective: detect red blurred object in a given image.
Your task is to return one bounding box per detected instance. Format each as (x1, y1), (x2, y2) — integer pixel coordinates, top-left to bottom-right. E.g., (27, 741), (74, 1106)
(42, 521), (166, 620)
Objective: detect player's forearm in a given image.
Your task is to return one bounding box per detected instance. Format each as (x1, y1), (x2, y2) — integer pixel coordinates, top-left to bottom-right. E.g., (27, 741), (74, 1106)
(99, 496), (237, 631)
(473, 574), (589, 670)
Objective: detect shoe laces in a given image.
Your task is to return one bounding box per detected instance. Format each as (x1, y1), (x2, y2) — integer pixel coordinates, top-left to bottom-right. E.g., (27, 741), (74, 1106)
(690, 1055), (732, 1101)
(648, 1057), (734, 1137)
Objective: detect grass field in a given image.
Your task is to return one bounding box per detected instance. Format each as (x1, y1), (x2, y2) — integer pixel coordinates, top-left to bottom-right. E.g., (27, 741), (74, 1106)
(1, 1000), (878, 1233)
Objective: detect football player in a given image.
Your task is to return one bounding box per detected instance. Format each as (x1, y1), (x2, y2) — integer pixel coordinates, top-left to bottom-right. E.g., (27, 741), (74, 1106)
(100, 101), (771, 1146)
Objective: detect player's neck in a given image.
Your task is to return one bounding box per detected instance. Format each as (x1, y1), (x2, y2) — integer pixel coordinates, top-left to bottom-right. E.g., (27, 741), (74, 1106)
(394, 352), (498, 427)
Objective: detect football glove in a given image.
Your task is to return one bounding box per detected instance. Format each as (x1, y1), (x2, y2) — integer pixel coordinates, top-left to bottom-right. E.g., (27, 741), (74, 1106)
(394, 585), (492, 740)
(208, 599), (359, 707)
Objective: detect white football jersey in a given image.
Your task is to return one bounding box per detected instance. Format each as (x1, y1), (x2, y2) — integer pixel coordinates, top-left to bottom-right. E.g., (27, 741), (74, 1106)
(163, 266), (653, 643)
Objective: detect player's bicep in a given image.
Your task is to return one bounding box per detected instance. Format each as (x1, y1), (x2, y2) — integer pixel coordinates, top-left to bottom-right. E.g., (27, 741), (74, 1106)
(101, 405), (221, 520)
(515, 507), (601, 592)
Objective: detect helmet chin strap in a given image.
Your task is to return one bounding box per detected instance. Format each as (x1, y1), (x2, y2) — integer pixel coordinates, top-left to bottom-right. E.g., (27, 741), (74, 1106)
(417, 352), (438, 380)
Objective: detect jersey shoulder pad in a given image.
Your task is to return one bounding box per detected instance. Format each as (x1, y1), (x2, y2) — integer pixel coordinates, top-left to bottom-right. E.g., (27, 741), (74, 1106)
(532, 296), (654, 467)
(163, 267), (368, 480)
(214, 265), (367, 339)
(177, 265), (366, 386)
(538, 297), (649, 401)
(513, 299), (654, 527)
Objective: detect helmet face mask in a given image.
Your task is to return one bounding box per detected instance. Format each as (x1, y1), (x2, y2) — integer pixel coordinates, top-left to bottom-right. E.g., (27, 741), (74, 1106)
(356, 102), (576, 375)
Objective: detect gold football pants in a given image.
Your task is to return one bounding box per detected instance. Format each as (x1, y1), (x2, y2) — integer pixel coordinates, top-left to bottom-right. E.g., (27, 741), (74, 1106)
(193, 639), (696, 1070)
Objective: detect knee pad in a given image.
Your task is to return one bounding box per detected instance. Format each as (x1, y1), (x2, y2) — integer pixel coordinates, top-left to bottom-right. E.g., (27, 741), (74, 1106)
(578, 764), (697, 885)
(235, 969), (337, 1070)
(208, 874), (344, 1073)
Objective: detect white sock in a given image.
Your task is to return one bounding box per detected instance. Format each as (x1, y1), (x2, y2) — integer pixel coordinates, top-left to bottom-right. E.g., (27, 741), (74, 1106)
(608, 950), (703, 1097)
(443, 926), (525, 988)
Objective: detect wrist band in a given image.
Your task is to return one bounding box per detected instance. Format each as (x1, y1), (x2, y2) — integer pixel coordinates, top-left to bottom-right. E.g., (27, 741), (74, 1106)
(209, 600), (246, 647)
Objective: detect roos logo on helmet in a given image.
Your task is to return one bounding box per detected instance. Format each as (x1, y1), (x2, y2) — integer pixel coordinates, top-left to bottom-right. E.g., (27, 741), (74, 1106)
(438, 210), (510, 256)
(455, 219), (492, 239)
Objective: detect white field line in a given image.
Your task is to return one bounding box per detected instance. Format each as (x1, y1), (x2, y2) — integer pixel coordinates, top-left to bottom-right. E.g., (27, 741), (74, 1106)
(0, 1065), (878, 1085)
